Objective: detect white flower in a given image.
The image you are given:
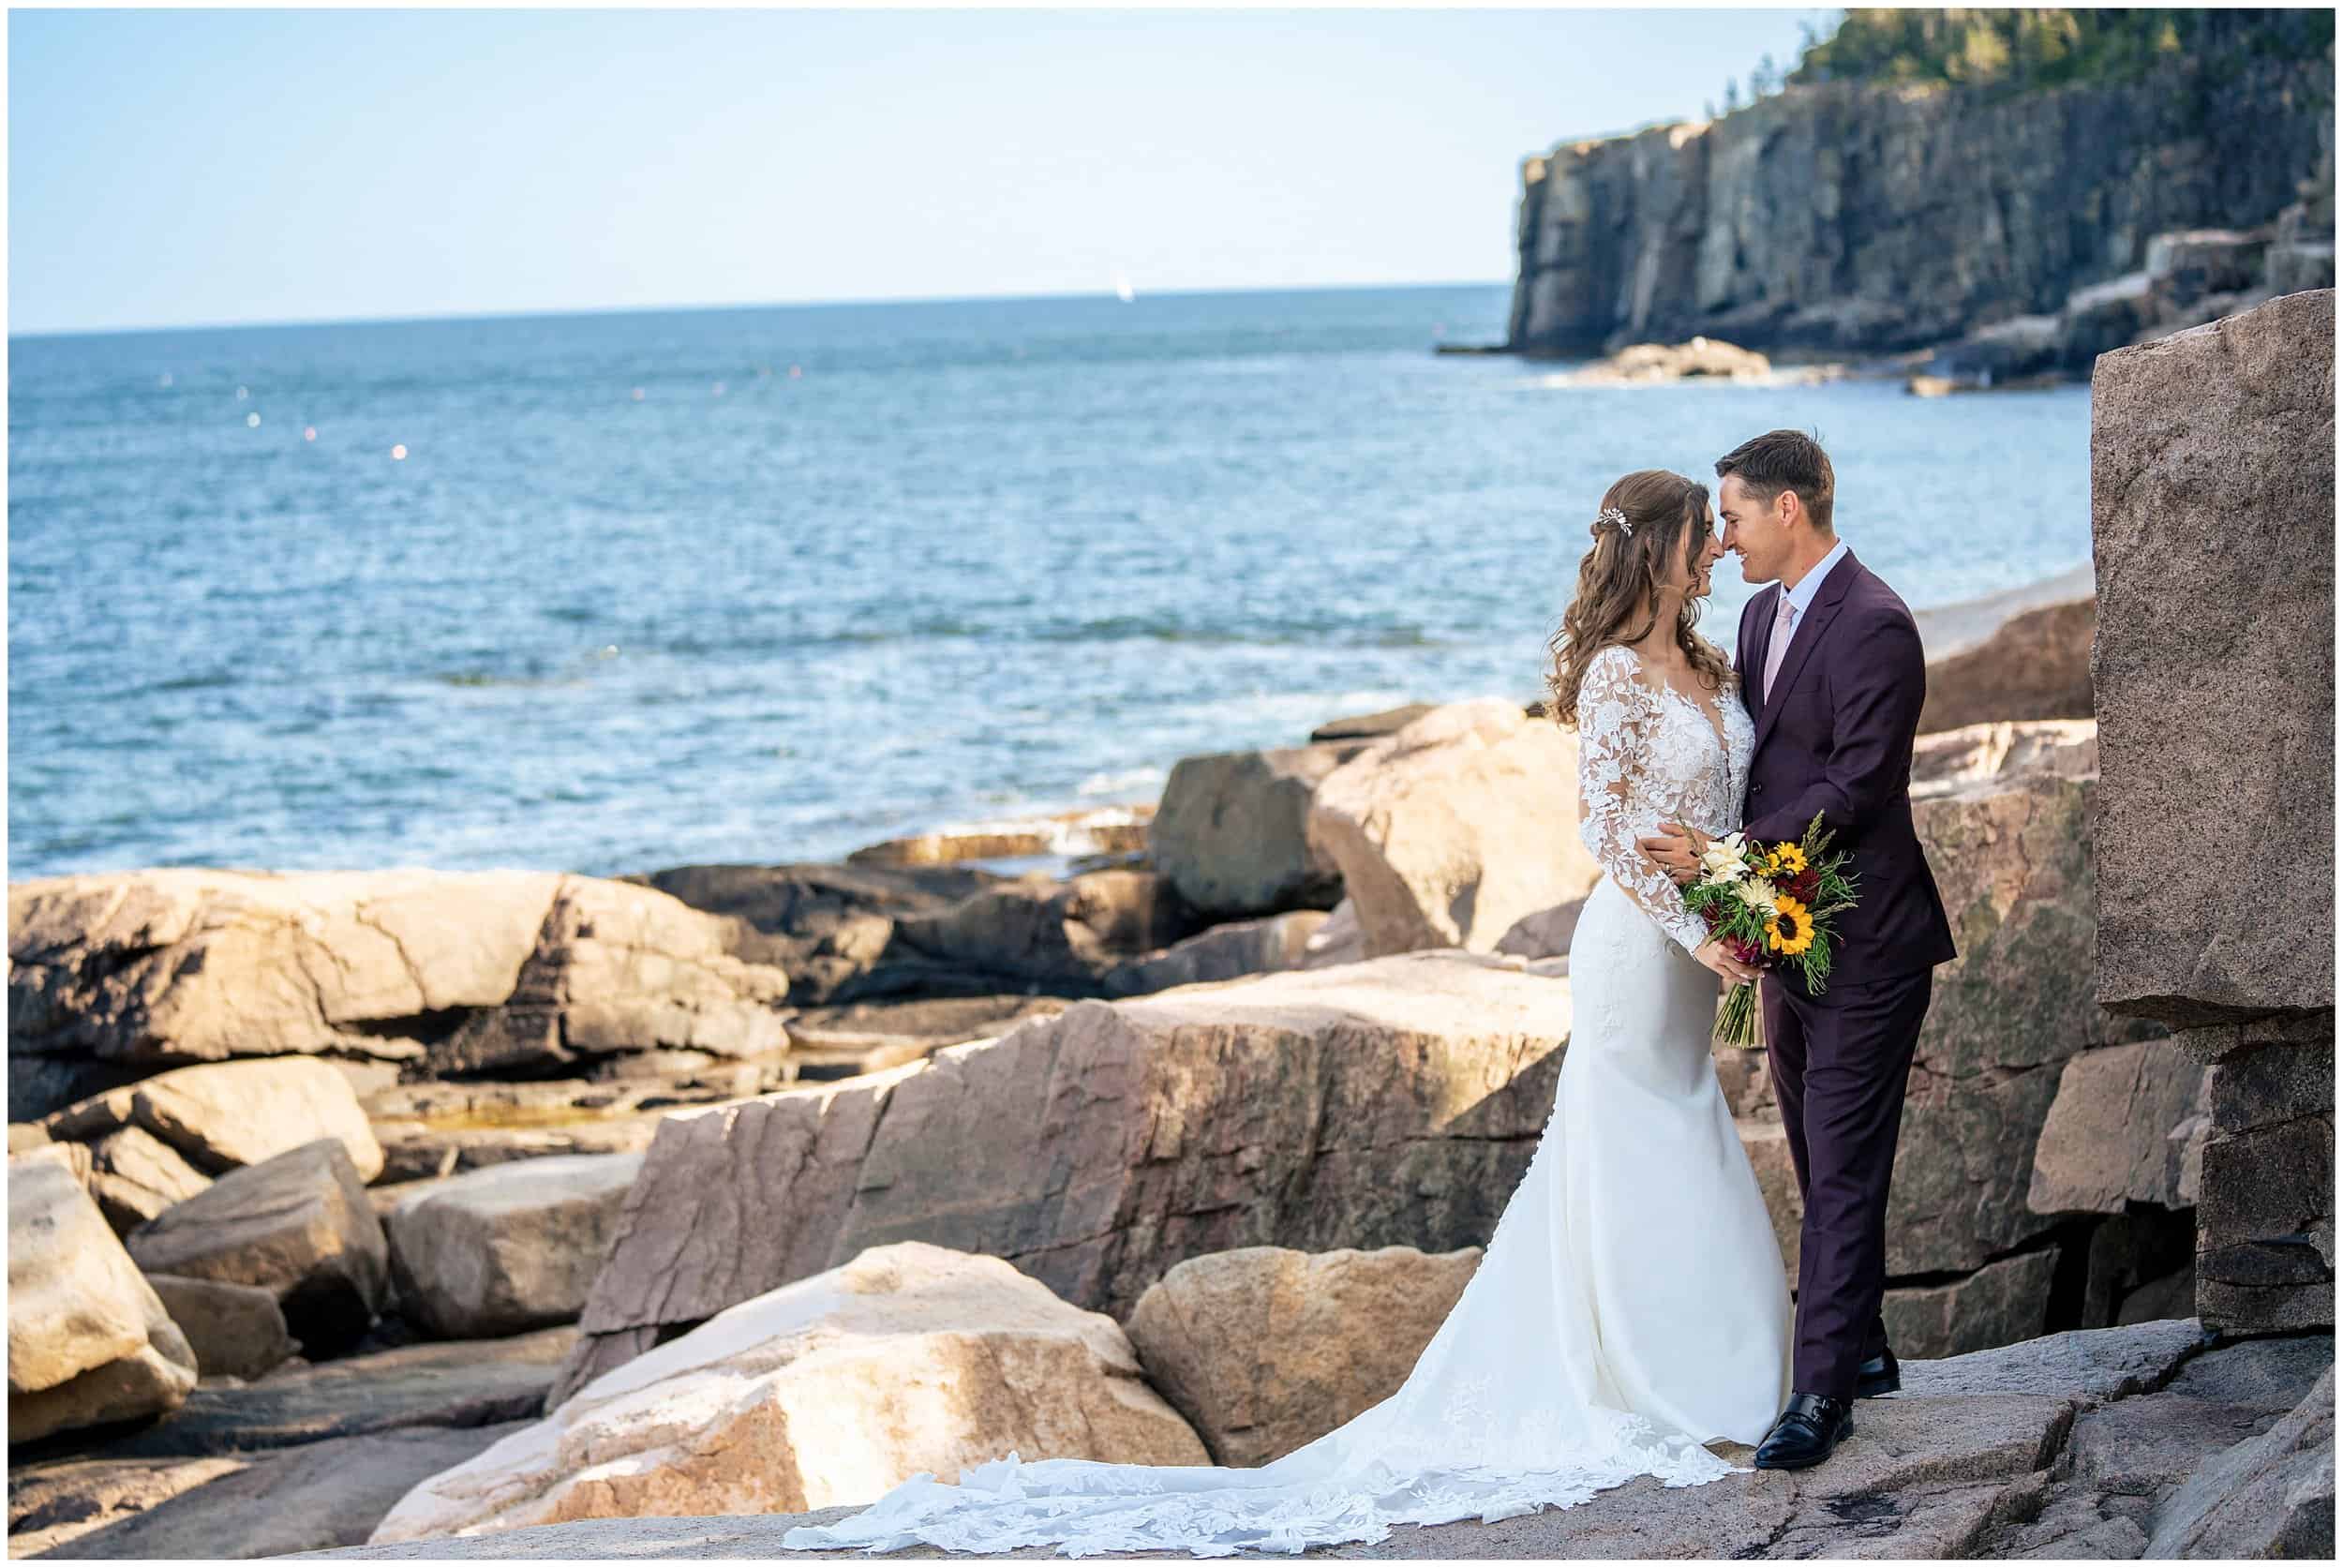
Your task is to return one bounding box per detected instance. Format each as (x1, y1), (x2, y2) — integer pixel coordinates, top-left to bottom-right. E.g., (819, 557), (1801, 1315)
(1735, 876), (1779, 914)
(1698, 831), (1749, 885)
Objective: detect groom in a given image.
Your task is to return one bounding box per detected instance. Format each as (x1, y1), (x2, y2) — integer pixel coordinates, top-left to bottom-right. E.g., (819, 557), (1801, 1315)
(1641, 430), (1957, 1470)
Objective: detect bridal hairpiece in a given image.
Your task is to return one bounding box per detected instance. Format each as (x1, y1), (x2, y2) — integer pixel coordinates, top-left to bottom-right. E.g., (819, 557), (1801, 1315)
(1599, 505), (1634, 538)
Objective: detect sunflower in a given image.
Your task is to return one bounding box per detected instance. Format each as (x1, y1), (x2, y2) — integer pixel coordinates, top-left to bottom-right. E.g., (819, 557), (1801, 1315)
(1765, 894), (1815, 956)
(1767, 843), (1808, 876)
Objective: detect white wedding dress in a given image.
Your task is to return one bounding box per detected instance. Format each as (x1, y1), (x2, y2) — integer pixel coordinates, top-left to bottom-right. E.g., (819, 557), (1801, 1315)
(781, 643), (1793, 1558)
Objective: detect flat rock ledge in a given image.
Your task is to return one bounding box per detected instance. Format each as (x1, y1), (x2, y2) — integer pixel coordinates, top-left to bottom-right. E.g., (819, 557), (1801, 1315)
(291, 1320), (2335, 1561)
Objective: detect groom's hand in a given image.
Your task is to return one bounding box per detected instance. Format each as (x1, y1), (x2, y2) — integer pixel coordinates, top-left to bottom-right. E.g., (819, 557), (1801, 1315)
(1639, 821), (1710, 886)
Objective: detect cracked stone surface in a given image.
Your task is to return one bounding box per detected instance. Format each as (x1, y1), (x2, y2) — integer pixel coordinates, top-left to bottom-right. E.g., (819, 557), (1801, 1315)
(547, 949), (1571, 1406)
(7, 869), (792, 1118)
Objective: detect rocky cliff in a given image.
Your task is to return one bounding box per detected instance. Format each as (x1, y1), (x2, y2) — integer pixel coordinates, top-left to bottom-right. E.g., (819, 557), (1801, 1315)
(1508, 55), (2334, 355)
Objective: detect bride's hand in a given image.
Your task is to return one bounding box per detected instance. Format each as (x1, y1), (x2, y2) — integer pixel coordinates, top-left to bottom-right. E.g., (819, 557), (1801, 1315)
(1694, 938), (1761, 989)
(1639, 821), (1710, 886)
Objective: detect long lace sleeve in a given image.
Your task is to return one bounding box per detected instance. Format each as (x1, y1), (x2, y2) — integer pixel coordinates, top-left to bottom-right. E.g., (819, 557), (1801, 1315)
(1574, 646), (1710, 954)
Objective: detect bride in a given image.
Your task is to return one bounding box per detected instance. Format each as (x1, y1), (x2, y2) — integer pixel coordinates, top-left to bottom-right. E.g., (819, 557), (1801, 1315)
(782, 470), (1795, 1558)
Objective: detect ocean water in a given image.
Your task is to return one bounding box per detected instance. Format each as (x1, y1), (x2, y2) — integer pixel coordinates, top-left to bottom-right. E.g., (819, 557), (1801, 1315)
(7, 285), (2094, 883)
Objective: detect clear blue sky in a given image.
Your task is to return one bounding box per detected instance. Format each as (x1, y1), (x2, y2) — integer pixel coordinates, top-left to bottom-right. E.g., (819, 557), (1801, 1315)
(9, 6), (1831, 334)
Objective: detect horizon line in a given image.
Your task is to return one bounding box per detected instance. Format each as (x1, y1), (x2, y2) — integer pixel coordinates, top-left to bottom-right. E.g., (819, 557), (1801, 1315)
(8, 275), (1517, 344)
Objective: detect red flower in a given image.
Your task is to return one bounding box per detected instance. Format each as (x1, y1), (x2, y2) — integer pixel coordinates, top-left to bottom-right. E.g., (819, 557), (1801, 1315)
(1727, 936), (1767, 967)
(1786, 869), (1821, 904)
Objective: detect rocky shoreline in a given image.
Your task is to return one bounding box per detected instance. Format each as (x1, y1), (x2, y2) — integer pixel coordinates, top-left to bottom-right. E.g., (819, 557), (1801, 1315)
(0, 570), (2191, 1558)
(8, 292), (2334, 1559)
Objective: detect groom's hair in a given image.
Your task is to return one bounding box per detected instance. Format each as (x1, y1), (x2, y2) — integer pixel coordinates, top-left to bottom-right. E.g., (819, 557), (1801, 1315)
(1714, 430), (1835, 535)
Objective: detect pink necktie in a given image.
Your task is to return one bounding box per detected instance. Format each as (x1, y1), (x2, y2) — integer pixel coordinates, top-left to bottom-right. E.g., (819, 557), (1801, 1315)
(1762, 592), (1795, 703)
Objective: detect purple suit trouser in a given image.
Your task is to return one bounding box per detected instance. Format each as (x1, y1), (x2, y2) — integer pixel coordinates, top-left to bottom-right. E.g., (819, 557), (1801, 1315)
(1761, 966), (1935, 1400)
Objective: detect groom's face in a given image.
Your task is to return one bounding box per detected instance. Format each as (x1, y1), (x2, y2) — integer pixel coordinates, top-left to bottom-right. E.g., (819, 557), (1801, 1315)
(1719, 476), (1784, 583)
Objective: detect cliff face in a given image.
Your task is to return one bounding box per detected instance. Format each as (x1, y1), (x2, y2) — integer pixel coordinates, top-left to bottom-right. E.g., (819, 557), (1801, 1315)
(1508, 56), (2334, 354)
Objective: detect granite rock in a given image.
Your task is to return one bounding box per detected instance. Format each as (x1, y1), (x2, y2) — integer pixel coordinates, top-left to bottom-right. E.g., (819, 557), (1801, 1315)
(7, 1145), (199, 1441)
(1917, 599), (2096, 735)
(1306, 699), (1602, 957)
(1149, 745), (1359, 918)
(2026, 1038), (2207, 1215)
(383, 1151), (645, 1338)
(549, 950), (1568, 1404)
(1123, 1244), (1482, 1467)
(126, 1139), (391, 1354)
(2092, 290), (2336, 1025)
(144, 1275), (300, 1382)
(366, 1243), (1206, 1542)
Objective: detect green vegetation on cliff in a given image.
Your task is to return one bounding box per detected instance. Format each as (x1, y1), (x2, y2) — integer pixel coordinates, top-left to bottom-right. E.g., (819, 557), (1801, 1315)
(1784, 7), (2334, 94)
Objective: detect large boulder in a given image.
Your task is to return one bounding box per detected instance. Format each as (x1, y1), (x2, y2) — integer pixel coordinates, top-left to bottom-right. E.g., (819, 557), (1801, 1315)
(7, 870), (792, 1113)
(2092, 287), (2336, 1337)
(1149, 745), (1359, 918)
(1123, 1244), (1482, 1467)
(367, 1242), (1207, 1542)
(2027, 1038), (2209, 1215)
(425, 875), (791, 1075)
(43, 1056), (385, 1187)
(550, 949), (1569, 1405)
(2093, 289), (2336, 1027)
(1917, 598), (2096, 734)
(9, 1146), (198, 1441)
(127, 1139), (391, 1353)
(383, 1151), (646, 1338)
(1306, 699), (1601, 956)
(145, 1275), (300, 1381)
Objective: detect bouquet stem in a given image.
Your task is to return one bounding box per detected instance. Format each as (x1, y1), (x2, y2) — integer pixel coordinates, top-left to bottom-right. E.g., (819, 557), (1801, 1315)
(1715, 980), (1768, 1051)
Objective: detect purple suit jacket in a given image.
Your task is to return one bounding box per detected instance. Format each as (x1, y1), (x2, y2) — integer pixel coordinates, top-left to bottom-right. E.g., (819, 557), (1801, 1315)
(1737, 549), (1959, 998)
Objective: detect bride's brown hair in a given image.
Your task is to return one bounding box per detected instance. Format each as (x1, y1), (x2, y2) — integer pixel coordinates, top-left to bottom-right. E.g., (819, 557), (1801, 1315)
(1544, 469), (1733, 728)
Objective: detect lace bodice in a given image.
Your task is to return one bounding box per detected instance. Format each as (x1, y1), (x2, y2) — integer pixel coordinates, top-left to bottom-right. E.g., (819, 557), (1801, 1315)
(1574, 643), (1753, 953)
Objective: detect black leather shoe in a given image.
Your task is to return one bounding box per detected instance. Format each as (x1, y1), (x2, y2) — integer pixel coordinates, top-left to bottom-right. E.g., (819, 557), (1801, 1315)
(1855, 1344), (1901, 1398)
(1753, 1392), (1855, 1470)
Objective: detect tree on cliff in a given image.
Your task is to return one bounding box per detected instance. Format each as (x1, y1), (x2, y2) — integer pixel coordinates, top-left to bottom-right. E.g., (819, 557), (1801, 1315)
(1786, 7), (2334, 94)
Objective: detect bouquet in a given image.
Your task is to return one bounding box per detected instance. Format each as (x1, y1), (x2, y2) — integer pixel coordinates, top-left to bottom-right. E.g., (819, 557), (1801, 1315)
(1682, 813), (1858, 1049)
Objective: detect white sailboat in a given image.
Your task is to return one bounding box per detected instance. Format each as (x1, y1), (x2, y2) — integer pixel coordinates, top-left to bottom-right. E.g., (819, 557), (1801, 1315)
(1112, 270), (1136, 304)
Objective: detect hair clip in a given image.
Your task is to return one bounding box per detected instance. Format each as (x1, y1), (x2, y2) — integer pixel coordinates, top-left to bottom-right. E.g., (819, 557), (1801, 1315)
(1599, 505), (1634, 538)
